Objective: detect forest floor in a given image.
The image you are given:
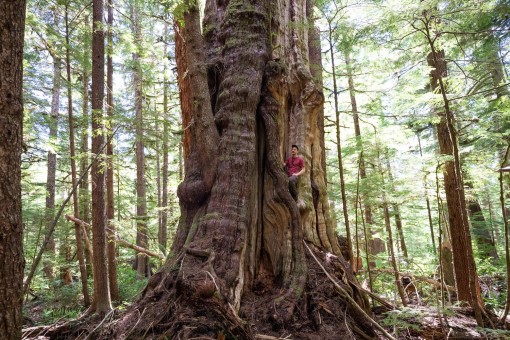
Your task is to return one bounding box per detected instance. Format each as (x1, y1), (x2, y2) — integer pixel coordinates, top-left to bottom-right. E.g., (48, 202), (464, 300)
(19, 263), (510, 340)
(22, 301), (509, 339)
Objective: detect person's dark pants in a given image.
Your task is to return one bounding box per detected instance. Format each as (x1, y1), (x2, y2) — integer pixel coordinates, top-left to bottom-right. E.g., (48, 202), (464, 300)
(289, 175), (298, 200)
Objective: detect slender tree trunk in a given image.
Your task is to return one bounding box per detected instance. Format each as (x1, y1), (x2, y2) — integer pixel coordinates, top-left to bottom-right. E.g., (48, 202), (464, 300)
(131, 4), (149, 279)
(345, 50), (379, 266)
(0, 1), (26, 337)
(65, 5), (90, 306)
(328, 21), (352, 264)
(417, 132), (437, 254)
(385, 152), (408, 260)
(426, 25), (483, 321)
(80, 16), (93, 278)
(106, 0), (119, 300)
(498, 146), (510, 321)
(382, 196), (407, 306)
(159, 24), (170, 255)
(90, 0), (112, 314)
(43, 53), (60, 282)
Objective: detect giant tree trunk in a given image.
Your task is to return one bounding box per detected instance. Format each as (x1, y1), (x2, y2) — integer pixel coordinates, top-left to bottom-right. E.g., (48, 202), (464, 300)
(66, 1), (375, 338)
(0, 1), (25, 338)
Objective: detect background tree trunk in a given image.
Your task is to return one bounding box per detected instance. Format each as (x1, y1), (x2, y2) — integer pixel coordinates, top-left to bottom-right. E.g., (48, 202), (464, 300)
(106, 0), (119, 300)
(417, 131), (437, 254)
(131, 3), (149, 279)
(65, 4), (90, 306)
(0, 0), (26, 337)
(385, 153), (408, 260)
(159, 23), (170, 255)
(345, 50), (380, 267)
(427, 46), (483, 319)
(90, 0), (112, 315)
(327, 18), (352, 265)
(43, 53), (60, 282)
(80, 16), (93, 278)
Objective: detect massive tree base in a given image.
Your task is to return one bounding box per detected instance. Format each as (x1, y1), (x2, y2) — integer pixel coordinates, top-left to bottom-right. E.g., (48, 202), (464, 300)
(23, 246), (377, 340)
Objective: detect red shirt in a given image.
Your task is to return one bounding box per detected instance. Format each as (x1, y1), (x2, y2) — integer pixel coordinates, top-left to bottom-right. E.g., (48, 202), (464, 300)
(285, 156), (304, 176)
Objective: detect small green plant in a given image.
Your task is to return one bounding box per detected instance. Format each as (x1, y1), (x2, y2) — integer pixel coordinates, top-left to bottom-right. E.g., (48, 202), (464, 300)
(477, 327), (510, 338)
(380, 307), (424, 332)
(117, 263), (148, 302)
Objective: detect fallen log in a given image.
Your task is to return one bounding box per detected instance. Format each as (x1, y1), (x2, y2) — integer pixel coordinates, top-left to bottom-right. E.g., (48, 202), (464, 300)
(65, 215), (165, 260)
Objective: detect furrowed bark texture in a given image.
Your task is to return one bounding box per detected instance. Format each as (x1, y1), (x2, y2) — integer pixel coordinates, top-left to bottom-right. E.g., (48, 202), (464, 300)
(92, 0), (371, 338)
(91, 0), (112, 314)
(0, 1), (26, 338)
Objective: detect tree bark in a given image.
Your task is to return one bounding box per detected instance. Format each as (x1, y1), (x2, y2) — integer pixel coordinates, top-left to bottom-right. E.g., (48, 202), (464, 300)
(90, 0), (112, 314)
(0, 1), (26, 338)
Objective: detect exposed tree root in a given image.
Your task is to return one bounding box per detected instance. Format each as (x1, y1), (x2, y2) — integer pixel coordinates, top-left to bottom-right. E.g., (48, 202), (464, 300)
(22, 247), (382, 339)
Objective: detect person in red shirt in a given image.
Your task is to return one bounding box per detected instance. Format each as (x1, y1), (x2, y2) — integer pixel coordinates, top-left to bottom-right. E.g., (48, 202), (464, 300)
(285, 144), (305, 200)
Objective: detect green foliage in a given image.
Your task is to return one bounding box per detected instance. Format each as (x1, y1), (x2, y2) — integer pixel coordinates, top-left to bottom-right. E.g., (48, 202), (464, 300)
(477, 327), (510, 338)
(380, 307), (424, 331)
(117, 263), (149, 302)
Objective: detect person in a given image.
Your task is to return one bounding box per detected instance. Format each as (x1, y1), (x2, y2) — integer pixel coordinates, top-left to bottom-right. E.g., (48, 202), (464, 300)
(285, 144), (305, 200)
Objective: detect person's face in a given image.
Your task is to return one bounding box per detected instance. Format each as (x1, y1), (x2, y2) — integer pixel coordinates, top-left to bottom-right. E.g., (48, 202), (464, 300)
(292, 147), (298, 156)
